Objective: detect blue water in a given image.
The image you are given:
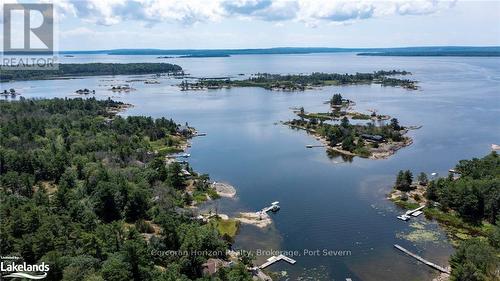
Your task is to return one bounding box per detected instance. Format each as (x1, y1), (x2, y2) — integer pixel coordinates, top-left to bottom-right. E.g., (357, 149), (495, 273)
(2, 53), (499, 280)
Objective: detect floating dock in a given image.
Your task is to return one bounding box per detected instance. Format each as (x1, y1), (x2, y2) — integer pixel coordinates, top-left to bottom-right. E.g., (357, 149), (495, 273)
(259, 254), (296, 269)
(394, 244), (450, 274)
(412, 210), (423, 217)
(175, 153), (191, 158)
(261, 201), (280, 213)
(397, 214), (410, 221)
(398, 205), (425, 221)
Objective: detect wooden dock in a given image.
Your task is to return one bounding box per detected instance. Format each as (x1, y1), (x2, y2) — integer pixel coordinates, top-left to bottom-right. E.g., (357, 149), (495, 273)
(306, 144), (324, 148)
(398, 205), (425, 221)
(259, 254), (296, 269)
(405, 205), (425, 216)
(394, 244), (450, 274)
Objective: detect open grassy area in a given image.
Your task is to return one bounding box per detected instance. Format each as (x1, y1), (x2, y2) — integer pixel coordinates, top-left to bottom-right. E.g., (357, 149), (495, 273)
(390, 198), (420, 210)
(212, 218), (240, 238)
(192, 187), (220, 203)
(192, 191), (208, 203)
(348, 112), (372, 120)
(148, 136), (185, 155)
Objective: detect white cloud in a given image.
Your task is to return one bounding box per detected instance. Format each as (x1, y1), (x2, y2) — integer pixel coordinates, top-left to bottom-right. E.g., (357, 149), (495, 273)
(52, 0), (456, 26)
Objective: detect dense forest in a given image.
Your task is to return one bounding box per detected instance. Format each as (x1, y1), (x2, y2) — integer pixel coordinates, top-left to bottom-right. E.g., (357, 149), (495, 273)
(0, 63), (183, 82)
(426, 152), (500, 225)
(428, 153), (500, 281)
(0, 98), (251, 280)
(180, 70), (418, 91)
(394, 153), (500, 281)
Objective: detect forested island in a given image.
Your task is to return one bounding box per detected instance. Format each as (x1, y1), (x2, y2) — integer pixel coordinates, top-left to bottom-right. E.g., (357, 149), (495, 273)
(180, 70), (418, 91)
(0, 98), (253, 280)
(0, 63), (183, 82)
(390, 153), (500, 281)
(285, 94), (413, 159)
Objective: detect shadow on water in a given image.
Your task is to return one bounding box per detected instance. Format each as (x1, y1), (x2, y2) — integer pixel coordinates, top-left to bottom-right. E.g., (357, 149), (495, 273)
(326, 149), (355, 163)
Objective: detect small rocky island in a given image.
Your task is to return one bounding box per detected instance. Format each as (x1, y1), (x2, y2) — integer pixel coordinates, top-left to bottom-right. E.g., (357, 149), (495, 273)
(285, 94), (417, 159)
(1, 88), (19, 97)
(179, 70), (418, 91)
(75, 88), (95, 95)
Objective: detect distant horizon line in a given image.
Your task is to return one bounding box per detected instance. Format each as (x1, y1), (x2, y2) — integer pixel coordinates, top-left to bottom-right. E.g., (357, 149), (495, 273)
(58, 46), (500, 53)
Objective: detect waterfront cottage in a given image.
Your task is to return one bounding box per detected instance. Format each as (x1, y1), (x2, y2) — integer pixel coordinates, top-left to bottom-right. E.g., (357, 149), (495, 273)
(361, 134), (384, 142)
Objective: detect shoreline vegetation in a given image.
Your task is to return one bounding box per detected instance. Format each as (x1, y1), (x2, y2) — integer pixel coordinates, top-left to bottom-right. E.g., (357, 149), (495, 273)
(0, 63), (184, 82)
(179, 70), (418, 91)
(284, 94), (416, 159)
(389, 153), (500, 281)
(0, 97), (254, 280)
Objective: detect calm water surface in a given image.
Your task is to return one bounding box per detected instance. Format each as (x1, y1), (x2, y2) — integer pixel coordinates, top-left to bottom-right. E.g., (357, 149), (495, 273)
(2, 53), (499, 281)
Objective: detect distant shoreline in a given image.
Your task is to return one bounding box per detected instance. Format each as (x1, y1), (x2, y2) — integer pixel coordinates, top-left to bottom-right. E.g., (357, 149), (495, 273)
(57, 46), (500, 57)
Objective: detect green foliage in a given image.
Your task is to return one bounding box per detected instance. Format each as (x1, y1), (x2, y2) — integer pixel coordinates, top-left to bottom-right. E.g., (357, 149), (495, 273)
(288, 107), (407, 157)
(417, 172), (429, 185)
(341, 134), (356, 151)
(390, 118), (401, 130)
(340, 117), (350, 128)
(420, 153), (500, 280)
(216, 263), (252, 281)
(238, 251), (255, 267)
(395, 170), (413, 191)
(182, 70), (418, 91)
(212, 219), (239, 239)
(0, 98), (234, 280)
(450, 238), (499, 281)
(330, 93), (343, 106)
(1, 63), (182, 81)
(100, 254), (133, 281)
(425, 152), (500, 225)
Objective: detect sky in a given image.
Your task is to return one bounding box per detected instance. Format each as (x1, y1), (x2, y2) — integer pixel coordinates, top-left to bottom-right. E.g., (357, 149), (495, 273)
(2, 0), (500, 50)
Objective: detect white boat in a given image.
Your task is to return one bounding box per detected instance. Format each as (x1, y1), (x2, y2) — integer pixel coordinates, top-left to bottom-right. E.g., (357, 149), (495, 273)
(397, 214), (410, 221)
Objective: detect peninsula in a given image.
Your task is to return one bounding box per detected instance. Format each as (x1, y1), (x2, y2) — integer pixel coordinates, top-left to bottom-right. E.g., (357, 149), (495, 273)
(0, 63), (183, 82)
(0, 97), (253, 280)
